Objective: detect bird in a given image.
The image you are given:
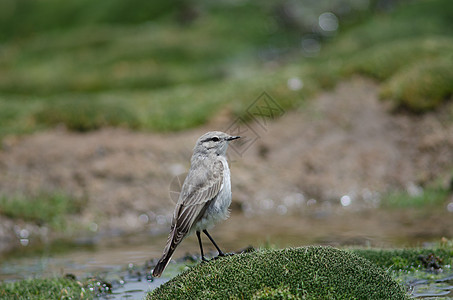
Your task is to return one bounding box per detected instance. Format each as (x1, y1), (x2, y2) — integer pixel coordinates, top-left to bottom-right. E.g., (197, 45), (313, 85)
(152, 131), (240, 277)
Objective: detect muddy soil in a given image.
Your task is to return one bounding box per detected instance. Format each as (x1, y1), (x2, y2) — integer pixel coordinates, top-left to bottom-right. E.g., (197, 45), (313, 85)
(1, 78), (452, 254)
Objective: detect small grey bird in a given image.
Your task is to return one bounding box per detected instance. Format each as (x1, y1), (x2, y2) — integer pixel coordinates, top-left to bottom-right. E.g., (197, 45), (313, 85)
(152, 131), (240, 277)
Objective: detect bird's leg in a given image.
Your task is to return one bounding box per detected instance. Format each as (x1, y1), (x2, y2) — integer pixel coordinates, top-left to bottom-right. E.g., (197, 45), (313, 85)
(196, 231), (208, 262)
(202, 229), (225, 257)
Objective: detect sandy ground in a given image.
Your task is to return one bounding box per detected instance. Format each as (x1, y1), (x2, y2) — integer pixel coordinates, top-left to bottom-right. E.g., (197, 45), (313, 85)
(1, 78), (452, 254)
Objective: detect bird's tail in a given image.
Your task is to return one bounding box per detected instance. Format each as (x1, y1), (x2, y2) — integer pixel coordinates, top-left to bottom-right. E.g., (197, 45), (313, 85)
(152, 230), (179, 277)
(152, 252), (174, 278)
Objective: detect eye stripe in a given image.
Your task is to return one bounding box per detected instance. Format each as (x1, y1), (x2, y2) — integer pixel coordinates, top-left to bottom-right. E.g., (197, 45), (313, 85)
(202, 136), (220, 142)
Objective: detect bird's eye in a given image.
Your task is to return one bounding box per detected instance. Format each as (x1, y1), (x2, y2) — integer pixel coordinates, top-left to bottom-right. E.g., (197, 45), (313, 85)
(211, 136), (220, 142)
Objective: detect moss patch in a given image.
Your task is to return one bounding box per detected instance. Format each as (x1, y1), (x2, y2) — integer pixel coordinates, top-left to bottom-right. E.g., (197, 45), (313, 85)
(351, 247), (453, 272)
(0, 277), (93, 300)
(148, 246), (407, 299)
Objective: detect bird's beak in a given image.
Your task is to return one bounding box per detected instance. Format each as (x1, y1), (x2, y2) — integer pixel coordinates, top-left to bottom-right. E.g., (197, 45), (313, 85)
(226, 136), (240, 141)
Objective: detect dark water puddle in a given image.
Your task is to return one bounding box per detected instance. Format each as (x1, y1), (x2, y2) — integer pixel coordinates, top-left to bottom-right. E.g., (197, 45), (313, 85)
(86, 275), (169, 300)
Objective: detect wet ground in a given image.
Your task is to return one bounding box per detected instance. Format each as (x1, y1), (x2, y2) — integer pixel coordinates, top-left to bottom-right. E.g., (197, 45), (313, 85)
(2, 208), (453, 278)
(407, 273), (453, 298)
(2, 241), (453, 299)
(2, 210), (453, 298)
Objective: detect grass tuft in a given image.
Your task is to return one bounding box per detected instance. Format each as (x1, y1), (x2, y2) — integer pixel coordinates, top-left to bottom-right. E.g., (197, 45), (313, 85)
(0, 277), (93, 300)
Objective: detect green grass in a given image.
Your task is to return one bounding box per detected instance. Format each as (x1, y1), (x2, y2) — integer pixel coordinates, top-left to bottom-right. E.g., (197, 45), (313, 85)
(0, 277), (93, 300)
(0, 1), (305, 136)
(33, 97), (140, 132)
(1, 68), (313, 133)
(351, 245), (453, 290)
(342, 37), (453, 81)
(342, 36), (453, 111)
(331, 0), (453, 54)
(149, 246), (407, 299)
(0, 0), (452, 140)
(0, 192), (85, 228)
(332, 0), (453, 112)
(351, 247), (453, 272)
(0, 0), (181, 41)
(380, 186), (450, 209)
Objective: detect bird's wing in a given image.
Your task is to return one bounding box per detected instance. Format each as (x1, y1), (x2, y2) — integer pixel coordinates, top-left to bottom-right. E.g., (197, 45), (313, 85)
(153, 159), (224, 277)
(171, 160), (224, 244)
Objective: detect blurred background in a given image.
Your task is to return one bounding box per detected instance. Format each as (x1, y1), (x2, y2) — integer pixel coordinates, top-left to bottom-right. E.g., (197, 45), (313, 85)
(0, 0), (452, 286)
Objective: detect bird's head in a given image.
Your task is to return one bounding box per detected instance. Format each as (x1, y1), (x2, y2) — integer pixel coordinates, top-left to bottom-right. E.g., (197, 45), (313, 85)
(194, 131), (240, 156)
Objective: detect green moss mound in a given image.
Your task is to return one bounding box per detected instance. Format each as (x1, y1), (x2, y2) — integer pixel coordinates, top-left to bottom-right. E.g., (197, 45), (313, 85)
(148, 246), (407, 299)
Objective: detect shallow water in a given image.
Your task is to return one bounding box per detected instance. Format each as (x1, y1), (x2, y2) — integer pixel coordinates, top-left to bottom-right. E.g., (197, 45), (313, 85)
(407, 273), (453, 298)
(1, 210), (453, 298)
